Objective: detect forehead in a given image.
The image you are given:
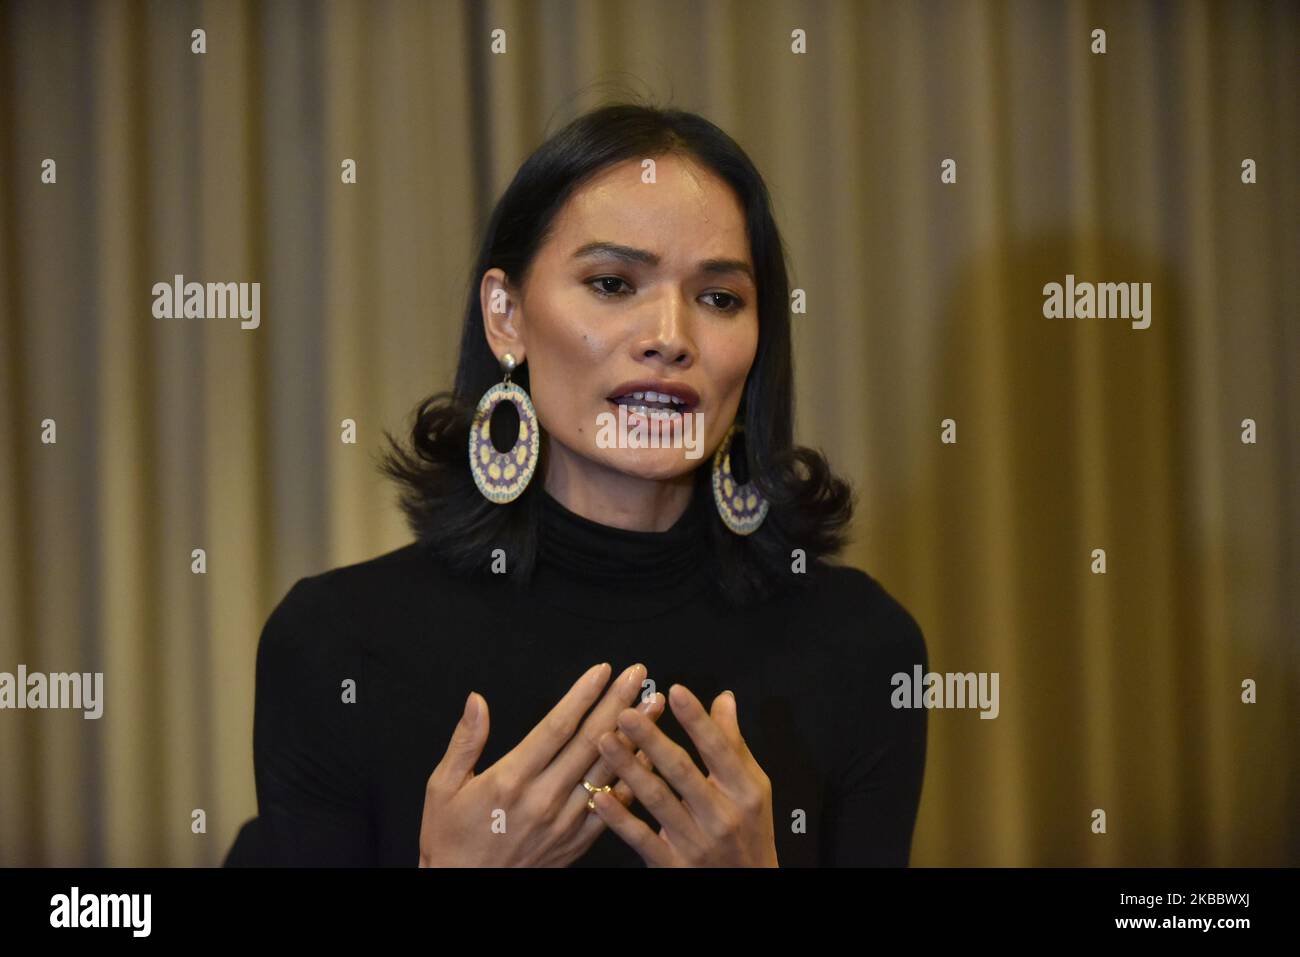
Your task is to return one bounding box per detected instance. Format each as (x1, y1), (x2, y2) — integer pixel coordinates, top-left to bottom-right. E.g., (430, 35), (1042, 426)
(546, 155), (751, 263)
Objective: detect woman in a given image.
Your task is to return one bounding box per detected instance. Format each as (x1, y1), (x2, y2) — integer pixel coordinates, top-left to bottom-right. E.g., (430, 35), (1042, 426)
(225, 103), (928, 867)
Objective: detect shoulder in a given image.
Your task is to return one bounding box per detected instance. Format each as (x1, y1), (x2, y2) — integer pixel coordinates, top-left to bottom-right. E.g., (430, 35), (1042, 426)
(292, 540), (441, 598)
(791, 561), (929, 679)
(258, 541), (440, 668)
(270, 541), (440, 618)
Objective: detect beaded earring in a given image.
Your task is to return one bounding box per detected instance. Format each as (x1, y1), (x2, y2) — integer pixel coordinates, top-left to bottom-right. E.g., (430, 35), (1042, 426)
(468, 352), (540, 503)
(712, 421), (768, 535)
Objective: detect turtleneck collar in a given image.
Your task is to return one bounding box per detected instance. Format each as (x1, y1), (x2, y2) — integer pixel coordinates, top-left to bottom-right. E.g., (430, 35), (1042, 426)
(532, 486), (714, 620)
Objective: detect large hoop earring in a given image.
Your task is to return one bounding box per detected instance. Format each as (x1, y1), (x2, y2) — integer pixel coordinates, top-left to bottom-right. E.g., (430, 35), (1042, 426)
(468, 352), (540, 504)
(712, 421), (768, 535)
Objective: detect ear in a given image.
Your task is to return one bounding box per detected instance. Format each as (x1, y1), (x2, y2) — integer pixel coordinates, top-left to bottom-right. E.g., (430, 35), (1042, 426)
(480, 267), (526, 364)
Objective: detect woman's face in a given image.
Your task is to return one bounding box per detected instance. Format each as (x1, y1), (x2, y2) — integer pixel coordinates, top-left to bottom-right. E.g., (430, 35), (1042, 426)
(481, 153), (759, 494)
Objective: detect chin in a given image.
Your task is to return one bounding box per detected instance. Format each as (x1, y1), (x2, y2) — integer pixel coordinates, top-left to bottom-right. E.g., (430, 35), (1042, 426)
(599, 448), (701, 482)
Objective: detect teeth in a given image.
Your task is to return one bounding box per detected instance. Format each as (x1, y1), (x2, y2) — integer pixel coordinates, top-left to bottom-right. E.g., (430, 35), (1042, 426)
(619, 403), (682, 418)
(613, 389), (690, 408)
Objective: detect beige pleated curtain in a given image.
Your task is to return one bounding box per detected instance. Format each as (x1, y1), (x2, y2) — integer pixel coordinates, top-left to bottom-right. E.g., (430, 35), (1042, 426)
(0, 0), (1295, 866)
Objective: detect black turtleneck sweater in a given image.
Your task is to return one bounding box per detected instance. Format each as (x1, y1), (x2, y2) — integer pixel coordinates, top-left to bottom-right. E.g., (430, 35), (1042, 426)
(224, 487), (928, 867)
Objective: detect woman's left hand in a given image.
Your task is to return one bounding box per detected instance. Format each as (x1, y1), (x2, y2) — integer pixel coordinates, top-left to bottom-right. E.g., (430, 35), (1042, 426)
(591, 684), (779, 867)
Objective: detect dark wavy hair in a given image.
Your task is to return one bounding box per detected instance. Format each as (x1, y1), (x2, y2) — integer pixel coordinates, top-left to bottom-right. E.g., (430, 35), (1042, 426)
(378, 102), (854, 608)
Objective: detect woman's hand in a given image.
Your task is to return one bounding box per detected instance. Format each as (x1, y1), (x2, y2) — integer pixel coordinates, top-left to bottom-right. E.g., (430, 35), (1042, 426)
(418, 662), (665, 867)
(590, 684), (779, 867)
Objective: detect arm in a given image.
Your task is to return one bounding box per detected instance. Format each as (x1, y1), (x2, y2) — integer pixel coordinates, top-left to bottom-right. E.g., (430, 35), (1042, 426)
(820, 590), (928, 867)
(250, 576), (375, 865)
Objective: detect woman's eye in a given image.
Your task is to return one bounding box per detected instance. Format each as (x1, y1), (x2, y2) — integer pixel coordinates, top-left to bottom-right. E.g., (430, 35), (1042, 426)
(703, 291), (743, 313)
(588, 276), (632, 298)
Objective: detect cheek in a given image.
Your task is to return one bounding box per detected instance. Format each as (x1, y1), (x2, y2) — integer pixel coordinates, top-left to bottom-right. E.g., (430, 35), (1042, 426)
(542, 308), (619, 365)
(527, 321), (619, 428)
(710, 327), (759, 398)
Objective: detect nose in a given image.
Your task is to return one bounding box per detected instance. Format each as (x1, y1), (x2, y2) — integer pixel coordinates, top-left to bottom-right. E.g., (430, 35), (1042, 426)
(636, 288), (695, 368)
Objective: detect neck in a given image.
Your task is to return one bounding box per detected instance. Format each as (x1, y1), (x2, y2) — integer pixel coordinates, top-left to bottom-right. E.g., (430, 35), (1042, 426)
(532, 457), (713, 621)
(542, 446), (696, 533)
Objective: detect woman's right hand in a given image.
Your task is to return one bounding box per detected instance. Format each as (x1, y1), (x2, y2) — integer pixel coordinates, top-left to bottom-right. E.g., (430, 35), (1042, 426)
(418, 662), (664, 867)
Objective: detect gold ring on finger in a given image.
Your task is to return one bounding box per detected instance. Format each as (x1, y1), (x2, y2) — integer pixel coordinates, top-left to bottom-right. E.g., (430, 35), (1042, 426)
(582, 779), (613, 810)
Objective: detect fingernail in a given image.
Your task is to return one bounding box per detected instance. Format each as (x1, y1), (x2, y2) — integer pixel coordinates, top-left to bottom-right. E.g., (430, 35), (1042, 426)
(591, 662), (611, 684)
(626, 663), (646, 685)
(463, 692), (478, 725)
(724, 690), (735, 702)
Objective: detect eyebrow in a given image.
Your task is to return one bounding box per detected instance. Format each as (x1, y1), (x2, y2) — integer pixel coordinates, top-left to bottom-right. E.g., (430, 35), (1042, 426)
(572, 241), (755, 285)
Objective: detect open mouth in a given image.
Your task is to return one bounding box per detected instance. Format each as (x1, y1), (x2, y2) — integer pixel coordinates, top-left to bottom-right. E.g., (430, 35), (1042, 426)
(607, 390), (696, 419)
